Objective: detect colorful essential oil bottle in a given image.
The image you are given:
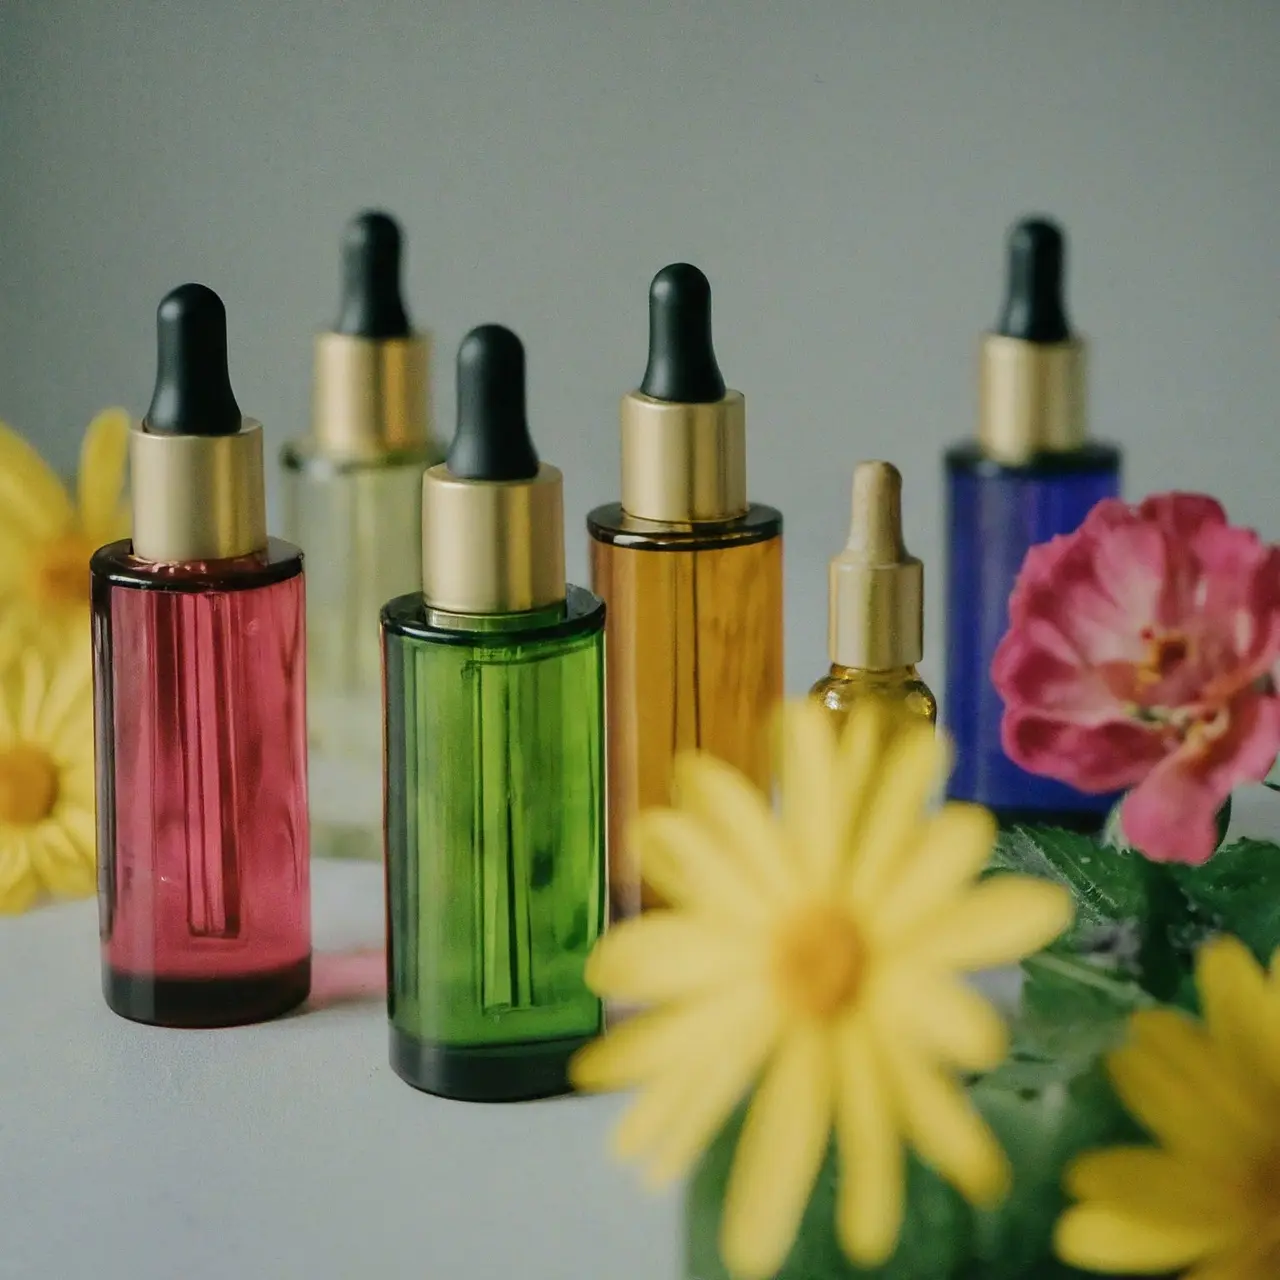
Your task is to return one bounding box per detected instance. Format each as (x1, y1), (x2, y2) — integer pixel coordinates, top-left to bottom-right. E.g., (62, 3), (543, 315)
(945, 217), (1121, 830)
(587, 264), (783, 922)
(382, 324), (605, 1102)
(281, 211), (440, 861)
(92, 284), (311, 1027)
(811, 461), (936, 728)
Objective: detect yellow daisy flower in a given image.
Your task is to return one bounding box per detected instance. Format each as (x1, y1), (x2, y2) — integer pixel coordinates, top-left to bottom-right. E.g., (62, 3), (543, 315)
(0, 635), (97, 913)
(0, 409), (131, 644)
(1055, 935), (1280, 1279)
(571, 699), (1073, 1280)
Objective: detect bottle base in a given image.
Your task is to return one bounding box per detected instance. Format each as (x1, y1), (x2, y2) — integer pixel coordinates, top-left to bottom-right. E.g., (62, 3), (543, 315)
(103, 956), (312, 1028)
(389, 1026), (594, 1102)
(990, 806), (1108, 836)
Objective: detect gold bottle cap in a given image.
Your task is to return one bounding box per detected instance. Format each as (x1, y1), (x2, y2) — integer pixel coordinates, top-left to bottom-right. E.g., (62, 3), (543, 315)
(978, 217), (1086, 464)
(619, 264), (748, 524)
(420, 325), (566, 615)
(620, 390), (747, 523)
(828, 461), (923, 670)
(311, 333), (430, 458)
(131, 284), (269, 563)
(310, 212), (433, 459)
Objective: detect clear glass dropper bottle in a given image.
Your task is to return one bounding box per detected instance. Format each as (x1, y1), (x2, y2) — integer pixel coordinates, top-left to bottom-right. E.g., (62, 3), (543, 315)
(810, 460), (936, 727)
(281, 211), (440, 861)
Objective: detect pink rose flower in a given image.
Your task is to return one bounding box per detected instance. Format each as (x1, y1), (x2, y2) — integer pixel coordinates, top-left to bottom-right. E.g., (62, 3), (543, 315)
(992, 493), (1280, 864)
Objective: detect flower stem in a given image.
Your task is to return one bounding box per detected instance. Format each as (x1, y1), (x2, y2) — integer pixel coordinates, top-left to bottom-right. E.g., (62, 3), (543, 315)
(1023, 950), (1156, 1008)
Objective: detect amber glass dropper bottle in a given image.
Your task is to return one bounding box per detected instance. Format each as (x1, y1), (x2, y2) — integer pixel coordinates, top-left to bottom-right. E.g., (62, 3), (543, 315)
(810, 460), (936, 727)
(587, 264), (784, 923)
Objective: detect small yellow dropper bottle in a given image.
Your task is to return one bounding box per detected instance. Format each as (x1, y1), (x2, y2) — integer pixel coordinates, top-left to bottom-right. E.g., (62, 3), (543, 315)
(810, 460), (937, 727)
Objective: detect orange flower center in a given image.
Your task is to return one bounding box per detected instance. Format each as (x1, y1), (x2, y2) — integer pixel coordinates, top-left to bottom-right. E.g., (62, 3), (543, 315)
(775, 906), (865, 1020)
(30, 533), (94, 607)
(0, 744), (60, 825)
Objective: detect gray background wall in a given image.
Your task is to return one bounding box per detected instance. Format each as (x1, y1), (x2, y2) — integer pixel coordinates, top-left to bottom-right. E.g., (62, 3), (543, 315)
(2, 0), (1277, 698)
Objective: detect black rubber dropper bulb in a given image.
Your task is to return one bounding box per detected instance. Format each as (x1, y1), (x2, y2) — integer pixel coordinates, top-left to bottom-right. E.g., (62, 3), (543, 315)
(335, 210), (411, 339)
(639, 263), (727, 403)
(145, 283), (242, 436)
(447, 325), (539, 481)
(996, 217), (1072, 344)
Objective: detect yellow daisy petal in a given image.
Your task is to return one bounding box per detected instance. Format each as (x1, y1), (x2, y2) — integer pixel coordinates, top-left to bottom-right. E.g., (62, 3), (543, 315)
(54, 765), (95, 809)
(34, 652), (92, 745)
(827, 698), (890, 857)
(1125, 1008), (1269, 1137)
(18, 649), (47, 738)
(873, 803), (998, 940)
(834, 1017), (904, 1266)
(584, 910), (762, 1004)
(672, 751), (798, 901)
(777, 701), (841, 887)
(0, 672), (15, 742)
(0, 832), (41, 913)
(77, 408), (132, 543)
(882, 1036), (1009, 1206)
(57, 805), (97, 858)
(901, 876), (1073, 971)
(623, 995), (781, 1186)
(1065, 1147), (1251, 1228)
(1107, 1039), (1252, 1173)
(572, 987), (759, 1093)
(874, 969), (1008, 1072)
(52, 708), (96, 765)
(1186, 1239), (1280, 1280)
(29, 822), (95, 898)
(628, 808), (771, 924)
(1183, 1254), (1267, 1280)
(0, 420), (74, 544)
(846, 720), (948, 907)
(1054, 1203), (1218, 1273)
(720, 1023), (835, 1280)
(1196, 935), (1280, 1093)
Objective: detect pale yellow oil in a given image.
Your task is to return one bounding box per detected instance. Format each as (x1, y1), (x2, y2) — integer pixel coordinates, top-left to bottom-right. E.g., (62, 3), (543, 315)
(810, 663), (937, 730)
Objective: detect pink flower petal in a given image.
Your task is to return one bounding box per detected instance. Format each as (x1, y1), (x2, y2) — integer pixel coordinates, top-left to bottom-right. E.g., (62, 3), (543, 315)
(992, 629), (1120, 724)
(1121, 692), (1280, 864)
(1138, 492), (1226, 544)
(996, 490), (1280, 819)
(1002, 712), (1167, 793)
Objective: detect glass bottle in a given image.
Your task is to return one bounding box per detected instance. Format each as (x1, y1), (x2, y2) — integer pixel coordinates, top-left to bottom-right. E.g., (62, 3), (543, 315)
(280, 211), (440, 861)
(810, 461), (936, 729)
(92, 284), (310, 1026)
(383, 325), (605, 1101)
(944, 218), (1121, 831)
(587, 264), (783, 923)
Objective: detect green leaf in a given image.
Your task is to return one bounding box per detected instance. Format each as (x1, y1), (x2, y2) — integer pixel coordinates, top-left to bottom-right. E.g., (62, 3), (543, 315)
(1013, 950), (1150, 1068)
(964, 1057), (1140, 1280)
(684, 956), (1147, 1280)
(990, 826), (1145, 947)
(685, 1108), (971, 1280)
(1167, 837), (1280, 966)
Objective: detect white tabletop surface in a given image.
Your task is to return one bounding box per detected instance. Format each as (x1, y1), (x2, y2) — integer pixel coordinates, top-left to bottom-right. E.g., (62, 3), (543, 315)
(4, 788), (1276, 1280)
(0, 861), (677, 1280)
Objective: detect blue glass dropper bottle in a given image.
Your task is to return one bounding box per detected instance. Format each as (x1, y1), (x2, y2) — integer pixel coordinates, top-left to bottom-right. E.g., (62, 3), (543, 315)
(944, 217), (1121, 831)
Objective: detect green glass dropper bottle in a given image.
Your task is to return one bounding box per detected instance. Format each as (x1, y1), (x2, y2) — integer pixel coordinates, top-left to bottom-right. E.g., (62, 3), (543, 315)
(381, 324), (606, 1102)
